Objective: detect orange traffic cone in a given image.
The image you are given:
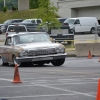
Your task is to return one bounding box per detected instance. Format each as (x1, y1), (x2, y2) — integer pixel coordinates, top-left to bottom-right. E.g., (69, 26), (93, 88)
(12, 64), (22, 83)
(96, 79), (100, 100)
(88, 50), (92, 59)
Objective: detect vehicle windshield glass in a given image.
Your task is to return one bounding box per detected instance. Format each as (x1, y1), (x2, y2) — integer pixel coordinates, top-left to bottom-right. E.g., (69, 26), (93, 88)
(4, 20), (12, 24)
(64, 19), (75, 24)
(37, 20), (41, 24)
(58, 18), (66, 23)
(8, 26), (26, 32)
(22, 20), (30, 23)
(14, 33), (51, 45)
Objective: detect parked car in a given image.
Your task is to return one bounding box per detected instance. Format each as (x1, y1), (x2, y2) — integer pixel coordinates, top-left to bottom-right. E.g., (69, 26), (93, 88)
(57, 18), (67, 27)
(64, 17), (99, 34)
(21, 19), (42, 24)
(5, 24), (28, 37)
(1, 19), (23, 33)
(46, 18), (74, 44)
(19, 23), (45, 32)
(0, 32), (66, 67)
(0, 24), (4, 34)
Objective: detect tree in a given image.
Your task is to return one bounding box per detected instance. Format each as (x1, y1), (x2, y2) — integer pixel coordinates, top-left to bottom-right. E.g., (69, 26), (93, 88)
(2, 6), (7, 12)
(30, 0), (39, 9)
(35, 0), (61, 33)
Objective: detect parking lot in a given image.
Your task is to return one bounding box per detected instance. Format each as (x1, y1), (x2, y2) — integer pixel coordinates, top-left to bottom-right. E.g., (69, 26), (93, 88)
(0, 57), (99, 100)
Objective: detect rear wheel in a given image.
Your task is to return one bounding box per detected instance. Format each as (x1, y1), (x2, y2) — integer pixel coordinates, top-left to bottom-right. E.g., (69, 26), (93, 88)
(51, 58), (65, 66)
(90, 28), (95, 34)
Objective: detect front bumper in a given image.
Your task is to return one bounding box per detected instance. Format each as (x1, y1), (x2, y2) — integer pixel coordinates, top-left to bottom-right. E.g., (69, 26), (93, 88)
(16, 53), (67, 63)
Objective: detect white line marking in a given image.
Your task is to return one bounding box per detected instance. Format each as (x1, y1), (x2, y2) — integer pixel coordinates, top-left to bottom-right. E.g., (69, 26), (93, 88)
(37, 84), (95, 98)
(30, 81), (97, 86)
(0, 93), (76, 99)
(0, 85), (38, 88)
(0, 78), (12, 81)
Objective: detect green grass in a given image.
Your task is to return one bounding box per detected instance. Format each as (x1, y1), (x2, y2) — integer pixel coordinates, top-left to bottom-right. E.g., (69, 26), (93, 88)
(0, 9), (37, 23)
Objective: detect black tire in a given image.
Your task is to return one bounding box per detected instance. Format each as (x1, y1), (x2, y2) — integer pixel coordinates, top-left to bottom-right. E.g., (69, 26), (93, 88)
(0, 30), (2, 34)
(37, 61), (45, 66)
(98, 34), (100, 37)
(51, 58), (65, 66)
(90, 28), (95, 34)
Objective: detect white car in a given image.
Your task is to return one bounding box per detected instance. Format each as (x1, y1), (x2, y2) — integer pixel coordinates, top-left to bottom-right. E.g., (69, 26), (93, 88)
(21, 19), (42, 24)
(6, 24), (28, 37)
(0, 32), (67, 66)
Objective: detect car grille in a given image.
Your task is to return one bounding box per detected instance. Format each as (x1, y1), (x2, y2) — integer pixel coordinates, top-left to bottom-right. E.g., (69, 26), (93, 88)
(28, 48), (56, 56)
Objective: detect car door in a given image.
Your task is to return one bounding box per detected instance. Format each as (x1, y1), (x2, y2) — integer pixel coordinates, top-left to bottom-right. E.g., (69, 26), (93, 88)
(74, 19), (81, 33)
(5, 37), (13, 62)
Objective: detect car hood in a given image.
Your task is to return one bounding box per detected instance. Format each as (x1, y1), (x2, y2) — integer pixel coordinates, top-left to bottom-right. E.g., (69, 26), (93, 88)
(16, 42), (60, 50)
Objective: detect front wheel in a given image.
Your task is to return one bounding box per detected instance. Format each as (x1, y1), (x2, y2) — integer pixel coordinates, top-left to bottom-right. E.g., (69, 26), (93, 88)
(51, 58), (65, 66)
(12, 55), (22, 67)
(98, 34), (100, 37)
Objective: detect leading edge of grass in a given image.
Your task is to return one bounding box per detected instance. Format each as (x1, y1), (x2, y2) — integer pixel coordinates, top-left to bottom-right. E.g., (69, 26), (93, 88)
(0, 9), (37, 23)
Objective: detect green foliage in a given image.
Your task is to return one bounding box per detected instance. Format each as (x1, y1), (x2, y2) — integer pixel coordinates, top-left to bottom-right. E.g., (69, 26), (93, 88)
(12, 6), (16, 11)
(2, 6), (7, 12)
(0, 0), (18, 10)
(0, 9), (36, 23)
(30, 0), (39, 9)
(35, 0), (61, 30)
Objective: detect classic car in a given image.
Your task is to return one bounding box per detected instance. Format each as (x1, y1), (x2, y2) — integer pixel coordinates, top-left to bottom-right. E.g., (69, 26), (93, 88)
(0, 32), (67, 66)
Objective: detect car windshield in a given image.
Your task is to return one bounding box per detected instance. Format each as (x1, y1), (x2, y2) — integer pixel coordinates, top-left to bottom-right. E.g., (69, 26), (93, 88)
(14, 33), (51, 45)
(64, 19), (75, 24)
(58, 18), (67, 23)
(37, 20), (42, 24)
(22, 19), (30, 23)
(8, 26), (26, 32)
(4, 20), (12, 24)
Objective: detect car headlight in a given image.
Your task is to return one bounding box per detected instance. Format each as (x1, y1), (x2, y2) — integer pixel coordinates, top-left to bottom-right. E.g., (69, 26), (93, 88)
(19, 50), (28, 57)
(56, 46), (65, 53)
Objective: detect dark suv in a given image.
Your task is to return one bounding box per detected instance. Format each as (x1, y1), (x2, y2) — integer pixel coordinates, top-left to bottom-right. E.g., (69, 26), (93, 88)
(1, 19), (23, 33)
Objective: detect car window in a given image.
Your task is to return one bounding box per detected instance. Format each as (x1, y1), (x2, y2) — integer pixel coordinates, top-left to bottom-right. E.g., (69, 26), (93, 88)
(5, 37), (12, 45)
(22, 20), (30, 23)
(74, 19), (80, 24)
(64, 19), (75, 24)
(31, 20), (35, 23)
(13, 33), (50, 44)
(12, 20), (18, 23)
(4, 20), (12, 24)
(8, 26), (26, 32)
(18, 20), (23, 22)
(58, 18), (66, 23)
(37, 20), (42, 24)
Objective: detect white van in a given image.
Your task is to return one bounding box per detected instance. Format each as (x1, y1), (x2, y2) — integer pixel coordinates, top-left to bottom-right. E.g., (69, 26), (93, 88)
(64, 17), (99, 34)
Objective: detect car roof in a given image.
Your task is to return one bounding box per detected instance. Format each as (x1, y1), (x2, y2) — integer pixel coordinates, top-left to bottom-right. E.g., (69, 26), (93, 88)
(7, 32), (47, 37)
(25, 18), (41, 20)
